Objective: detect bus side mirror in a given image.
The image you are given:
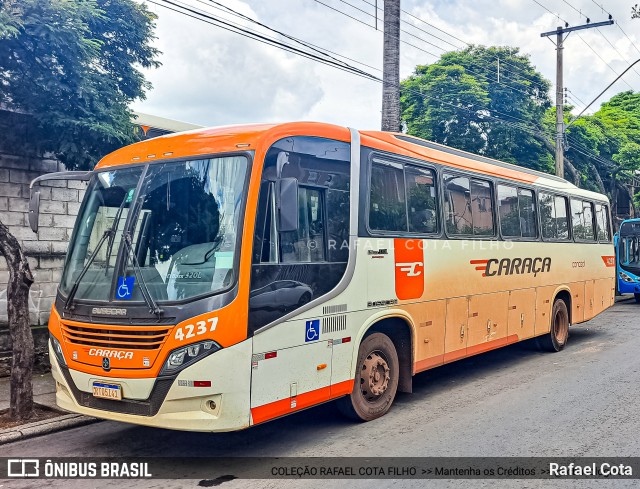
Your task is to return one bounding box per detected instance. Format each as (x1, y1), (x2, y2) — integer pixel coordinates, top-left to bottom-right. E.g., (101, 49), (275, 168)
(277, 177), (299, 233)
(28, 170), (93, 233)
(28, 190), (41, 233)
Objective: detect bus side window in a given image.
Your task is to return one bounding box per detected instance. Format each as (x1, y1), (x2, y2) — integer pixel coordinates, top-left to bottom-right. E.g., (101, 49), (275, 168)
(470, 179), (494, 236)
(444, 173), (472, 235)
(555, 196), (570, 240)
(540, 193), (569, 241)
(595, 203), (612, 242)
(280, 187), (325, 263)
(540, 192), (557, 239)
(571, 199), (595, 241)
(518, 188), (537, 238)
(369, 160), (407, 232)
(498, 185), (520, 237)
(405, 165), (438, 234)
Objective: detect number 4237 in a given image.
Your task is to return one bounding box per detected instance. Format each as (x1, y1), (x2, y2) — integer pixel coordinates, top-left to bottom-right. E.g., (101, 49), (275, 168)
(174, 317), (218, 342)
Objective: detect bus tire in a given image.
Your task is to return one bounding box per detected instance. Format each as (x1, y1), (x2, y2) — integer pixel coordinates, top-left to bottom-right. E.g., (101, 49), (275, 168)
(537, 298), (570, 352)
(635, 293), (640, 304)
(337, 332), (399, 422)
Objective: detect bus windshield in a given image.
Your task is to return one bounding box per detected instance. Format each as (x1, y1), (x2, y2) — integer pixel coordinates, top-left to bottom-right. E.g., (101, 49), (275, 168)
(618, 220), (640, 275)
(60, 155), (249, 304)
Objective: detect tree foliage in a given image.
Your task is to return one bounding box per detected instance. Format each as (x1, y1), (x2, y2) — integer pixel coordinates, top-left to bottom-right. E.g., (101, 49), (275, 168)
(401, 46), (553, 172)
(400, 45), (640, 216)
(0, 0), (160, 169)
(565, 91), (640, 198)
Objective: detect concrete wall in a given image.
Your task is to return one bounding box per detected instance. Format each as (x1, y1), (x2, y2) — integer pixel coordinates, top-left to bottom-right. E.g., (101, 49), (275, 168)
(0, 121), (87, 375)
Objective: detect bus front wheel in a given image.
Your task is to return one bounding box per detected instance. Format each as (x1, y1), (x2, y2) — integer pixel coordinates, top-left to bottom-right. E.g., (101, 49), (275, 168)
(537, 298), (570, 352)
(634, 293), (640, 304)
(337, 332), (399, 422)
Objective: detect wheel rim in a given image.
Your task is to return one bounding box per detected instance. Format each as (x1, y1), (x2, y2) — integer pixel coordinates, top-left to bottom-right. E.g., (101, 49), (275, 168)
(553, 306), (569, 345)
(360, 350), (391, 402)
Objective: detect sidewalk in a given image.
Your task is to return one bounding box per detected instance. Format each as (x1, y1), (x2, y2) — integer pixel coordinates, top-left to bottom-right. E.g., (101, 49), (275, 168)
(0, 372), (99, 444)
(0, 372), (56, 411)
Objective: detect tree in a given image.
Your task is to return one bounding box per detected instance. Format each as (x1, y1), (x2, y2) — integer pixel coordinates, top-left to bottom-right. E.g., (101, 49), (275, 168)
(0, 0), (159, 420)
(565, 92), (640, 215)
(400, 46), (554, 173)
(633, 4), (639, 18)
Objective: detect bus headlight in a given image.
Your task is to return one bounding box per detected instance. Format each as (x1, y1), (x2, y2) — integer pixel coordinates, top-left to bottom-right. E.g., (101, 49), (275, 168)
(160, 340), (221, 375)
(619, 271), (636, 283)
(50, 334), (67, 367)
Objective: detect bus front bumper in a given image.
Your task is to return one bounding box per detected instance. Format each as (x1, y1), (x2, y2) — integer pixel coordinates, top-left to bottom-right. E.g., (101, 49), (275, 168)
(618, 280), (640, 295)
(49, 338), (253, 432)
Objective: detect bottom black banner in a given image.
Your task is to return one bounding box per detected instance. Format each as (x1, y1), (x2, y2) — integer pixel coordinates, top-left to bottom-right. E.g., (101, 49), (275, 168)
(1, 457), (638, 480)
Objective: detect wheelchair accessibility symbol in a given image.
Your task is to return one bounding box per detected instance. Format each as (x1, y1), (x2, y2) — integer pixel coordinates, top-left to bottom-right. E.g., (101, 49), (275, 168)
(305, 319), (320, 343)
(116, 276), (135, 300)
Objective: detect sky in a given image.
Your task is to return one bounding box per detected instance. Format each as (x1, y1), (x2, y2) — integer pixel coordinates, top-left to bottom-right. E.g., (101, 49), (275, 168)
(132, 0), (640, 130)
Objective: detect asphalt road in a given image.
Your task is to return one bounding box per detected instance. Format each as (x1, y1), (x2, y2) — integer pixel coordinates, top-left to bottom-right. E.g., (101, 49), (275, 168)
(3, 298), (640, 489)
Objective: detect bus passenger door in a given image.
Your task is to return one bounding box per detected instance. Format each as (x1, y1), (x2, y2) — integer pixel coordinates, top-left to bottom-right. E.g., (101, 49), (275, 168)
(467, 292), (509, 354)
(444, 297), (468, 362)
(508, 289), (535, 341)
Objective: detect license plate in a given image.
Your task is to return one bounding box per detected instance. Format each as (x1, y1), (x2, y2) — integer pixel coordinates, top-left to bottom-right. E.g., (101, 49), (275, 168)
(92, 382), (122, 400)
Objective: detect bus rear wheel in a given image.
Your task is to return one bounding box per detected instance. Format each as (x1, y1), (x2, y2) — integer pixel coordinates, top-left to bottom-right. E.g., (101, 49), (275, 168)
(537, 298), (569, 352)
(337, 332), (399, 422)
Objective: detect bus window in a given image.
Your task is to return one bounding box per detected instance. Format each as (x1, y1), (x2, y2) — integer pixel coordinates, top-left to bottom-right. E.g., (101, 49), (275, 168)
(471, 178), (494, 236)
(281, 187), (325, 263)
(249, 136), (351, 332)
(555, 195), (570, 240)
(406, 165), (438, 234)
(369, 160), (406, 232)
(498, 185), (519, 237)
(518, 188), (537, 238)
(497, 185), (537, 239)
(571, 199), (595, 241)
(595, 203), (611, 242)
(540, 193), (569, 241)
(444, 173), (472, 235)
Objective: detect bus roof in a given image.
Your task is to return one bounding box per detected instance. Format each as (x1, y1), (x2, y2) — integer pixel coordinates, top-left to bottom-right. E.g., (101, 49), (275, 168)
(96, 121), (608, 202)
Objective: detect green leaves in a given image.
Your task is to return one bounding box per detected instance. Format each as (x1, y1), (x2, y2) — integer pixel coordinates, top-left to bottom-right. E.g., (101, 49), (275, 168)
(400, 45), (553, 173)
(0, 0), (160, 169)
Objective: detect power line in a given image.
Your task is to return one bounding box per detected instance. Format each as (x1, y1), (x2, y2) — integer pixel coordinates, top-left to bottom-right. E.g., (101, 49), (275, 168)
(317, 0), (546, 98)
(560, 0), (589, 21)
(548, 0), (638, 88)
(200, 0), (382, 73)
(576, 33), (635, 90)
(148, 0), (379, 81)
(149, 0), (624, 177)
(596, 29), (640, 81)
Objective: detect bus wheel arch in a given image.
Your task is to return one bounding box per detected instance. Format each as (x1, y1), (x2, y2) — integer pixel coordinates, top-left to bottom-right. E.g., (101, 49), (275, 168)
(554, 289), (572, 325)
(537, 292), (571, 352)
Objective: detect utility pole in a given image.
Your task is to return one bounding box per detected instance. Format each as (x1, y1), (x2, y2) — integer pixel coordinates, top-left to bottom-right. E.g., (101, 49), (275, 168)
(381, 0), (400, 132)
(540, 19), (614, 179)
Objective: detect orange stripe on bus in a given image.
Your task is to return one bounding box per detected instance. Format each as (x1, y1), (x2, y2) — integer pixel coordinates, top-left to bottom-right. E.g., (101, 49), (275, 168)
(251, 379), (354, 425)
(413, 354), (444, 374)
(417, 334), (520, 373)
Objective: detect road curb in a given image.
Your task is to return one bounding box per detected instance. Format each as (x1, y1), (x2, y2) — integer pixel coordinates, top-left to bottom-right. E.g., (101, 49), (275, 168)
(0, 413), (101, 445)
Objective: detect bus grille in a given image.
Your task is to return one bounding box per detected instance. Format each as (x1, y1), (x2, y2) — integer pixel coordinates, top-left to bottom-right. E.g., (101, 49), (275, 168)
(60, 322), (172, 350)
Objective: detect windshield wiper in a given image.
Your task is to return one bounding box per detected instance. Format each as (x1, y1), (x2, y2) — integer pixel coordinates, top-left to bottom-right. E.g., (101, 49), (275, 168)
(104, 193), (129, 275)
(122, 232), (164, 318)
(63, 228), (114, 311)
(64, 194), (130, 311)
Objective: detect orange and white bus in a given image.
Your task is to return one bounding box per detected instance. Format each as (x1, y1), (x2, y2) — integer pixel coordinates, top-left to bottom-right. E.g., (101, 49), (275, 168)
(30, 122), (615, 430)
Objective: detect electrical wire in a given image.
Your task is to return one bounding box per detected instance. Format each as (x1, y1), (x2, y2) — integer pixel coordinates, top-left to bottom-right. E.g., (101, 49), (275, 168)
(149, 0), (622, 176)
